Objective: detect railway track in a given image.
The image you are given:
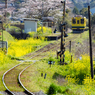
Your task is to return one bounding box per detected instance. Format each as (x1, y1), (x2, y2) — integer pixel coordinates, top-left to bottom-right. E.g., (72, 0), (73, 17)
(2, 40), (62, 95)
(2, 33), (81, 95)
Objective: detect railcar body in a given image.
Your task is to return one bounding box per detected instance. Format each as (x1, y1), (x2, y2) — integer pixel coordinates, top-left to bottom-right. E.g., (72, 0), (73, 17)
(72, 15), (86, 33)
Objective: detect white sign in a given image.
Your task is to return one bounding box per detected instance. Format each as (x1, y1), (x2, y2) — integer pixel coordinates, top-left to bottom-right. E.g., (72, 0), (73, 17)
(48, 61), (53, 64)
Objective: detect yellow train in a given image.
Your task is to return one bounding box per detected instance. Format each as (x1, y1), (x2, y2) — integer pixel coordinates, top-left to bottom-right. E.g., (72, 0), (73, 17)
(72, 15), (86, 33)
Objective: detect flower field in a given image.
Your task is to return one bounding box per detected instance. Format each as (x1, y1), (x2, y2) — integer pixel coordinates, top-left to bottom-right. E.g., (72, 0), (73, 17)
(8, 38), (45, 57)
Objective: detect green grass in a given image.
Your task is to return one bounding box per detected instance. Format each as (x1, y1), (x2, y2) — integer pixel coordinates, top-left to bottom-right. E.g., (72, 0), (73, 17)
(3, 30), (14, 42)
(74, 30), (89, 43)
(20, 50), (95, 94)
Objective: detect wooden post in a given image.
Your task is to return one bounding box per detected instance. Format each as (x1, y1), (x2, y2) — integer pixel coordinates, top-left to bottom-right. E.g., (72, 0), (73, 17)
(5, 0), (7, 22)
(41, 73), (43, 77)
(88, 5), (94, 79)
(69, 41), (71, 52)
(70, 55), (72, 63)
(44, 73), (47, 79)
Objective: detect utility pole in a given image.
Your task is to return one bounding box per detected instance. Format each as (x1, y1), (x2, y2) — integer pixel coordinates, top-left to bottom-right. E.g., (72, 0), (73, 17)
(41, 0), (43, 33)
(0, 21), (3, 50)
(60, 0), (66, 63)
(88, 5), (94, 79)
(5, 0), (7, 22)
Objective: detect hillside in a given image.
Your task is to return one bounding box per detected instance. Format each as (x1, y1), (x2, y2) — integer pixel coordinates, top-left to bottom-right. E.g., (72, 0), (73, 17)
(72, 0), (95, 10)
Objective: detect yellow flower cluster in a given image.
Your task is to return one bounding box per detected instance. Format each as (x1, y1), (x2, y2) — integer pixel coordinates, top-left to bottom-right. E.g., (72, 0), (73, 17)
(66, 75), (79, 84)
(8, 38), (43, 57)
(69, 54), (90, 75)
(64, 52), (95, 94)
(82, 76), (95, 94)
(37, 26), (52, 34)
(0, 50), (10, 66)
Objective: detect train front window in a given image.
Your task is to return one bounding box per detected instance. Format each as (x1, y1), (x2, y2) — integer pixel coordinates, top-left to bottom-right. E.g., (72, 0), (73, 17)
(77, 20), (79, 24)
(72, 19), (76, 24)
(81, 19), (84, 24)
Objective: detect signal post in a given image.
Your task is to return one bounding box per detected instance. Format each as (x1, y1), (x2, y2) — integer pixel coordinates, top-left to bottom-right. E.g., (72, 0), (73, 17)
(57, 0), (67, 65)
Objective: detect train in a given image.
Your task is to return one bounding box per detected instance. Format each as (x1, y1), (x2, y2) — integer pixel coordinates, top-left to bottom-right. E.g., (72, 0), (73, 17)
(72, 15), (86, 33)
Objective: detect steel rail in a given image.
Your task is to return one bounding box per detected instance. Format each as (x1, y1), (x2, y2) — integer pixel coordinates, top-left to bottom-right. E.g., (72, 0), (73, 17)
(2, 61), (24, 95)
(18, 62), (36, 95)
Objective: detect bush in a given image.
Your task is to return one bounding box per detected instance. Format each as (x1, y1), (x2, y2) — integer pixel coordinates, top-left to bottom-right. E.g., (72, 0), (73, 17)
(48, 56), (55, 61)
(67, 54), (90, 84)
(7, 26), (21, 33)
(37, 26), (52, 36)
(37, 21), (41, 28)
(28, 31), (37, 37)
(47, 83), (58, 95)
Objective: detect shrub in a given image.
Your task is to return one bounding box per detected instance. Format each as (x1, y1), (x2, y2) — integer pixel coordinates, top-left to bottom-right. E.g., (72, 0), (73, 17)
(47, 83), (58, 95)
(67, 54), (90, 84)
(7, 26), (21, 33)
(28, 31), (37, 37)
(48, 56), (55, 61)
(0, 50), (10, 66)
(37, 26), (52, 36)
(37, 21), (41, 28)
(3, 23), (10, 29)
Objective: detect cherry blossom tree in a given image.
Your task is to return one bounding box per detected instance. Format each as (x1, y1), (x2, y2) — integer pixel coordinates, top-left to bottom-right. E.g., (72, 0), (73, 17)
(19, 0), (66, 19)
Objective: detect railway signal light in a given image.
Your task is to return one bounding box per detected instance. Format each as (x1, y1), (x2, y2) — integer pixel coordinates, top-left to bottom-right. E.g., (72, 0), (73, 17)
(57, 0), (67, 64)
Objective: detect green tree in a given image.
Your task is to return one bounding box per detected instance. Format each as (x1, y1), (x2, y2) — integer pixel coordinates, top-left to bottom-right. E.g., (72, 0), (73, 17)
(6, 12), (10, 17)
(66, 9), (70, 13)
(80, 8), (88, 18)
(0, 15), (2, 20)
(91, 14), (95, 25)
(90, 1), (95, 8)
(73, 7), (79, 15)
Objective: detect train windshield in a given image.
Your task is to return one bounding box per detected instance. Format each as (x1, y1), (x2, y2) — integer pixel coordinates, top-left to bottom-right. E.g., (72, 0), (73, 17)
(77, 20), (79, 24)
(72, 19), (76, 24)
(81, 19), (84, 24)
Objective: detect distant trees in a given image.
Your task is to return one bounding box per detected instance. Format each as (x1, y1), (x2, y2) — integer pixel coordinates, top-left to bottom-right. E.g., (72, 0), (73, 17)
(66, 9), (70, 13)
(72, 0), (95, 10)
(90, 1), (95, 8)
(91, 14), (95, 25)
(6, 12), (10, 17)
(80, 8), (88, 18)
(0, 15), (2, 20)
(72, 7), (89, 18)
(73, 7), (79, 14)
